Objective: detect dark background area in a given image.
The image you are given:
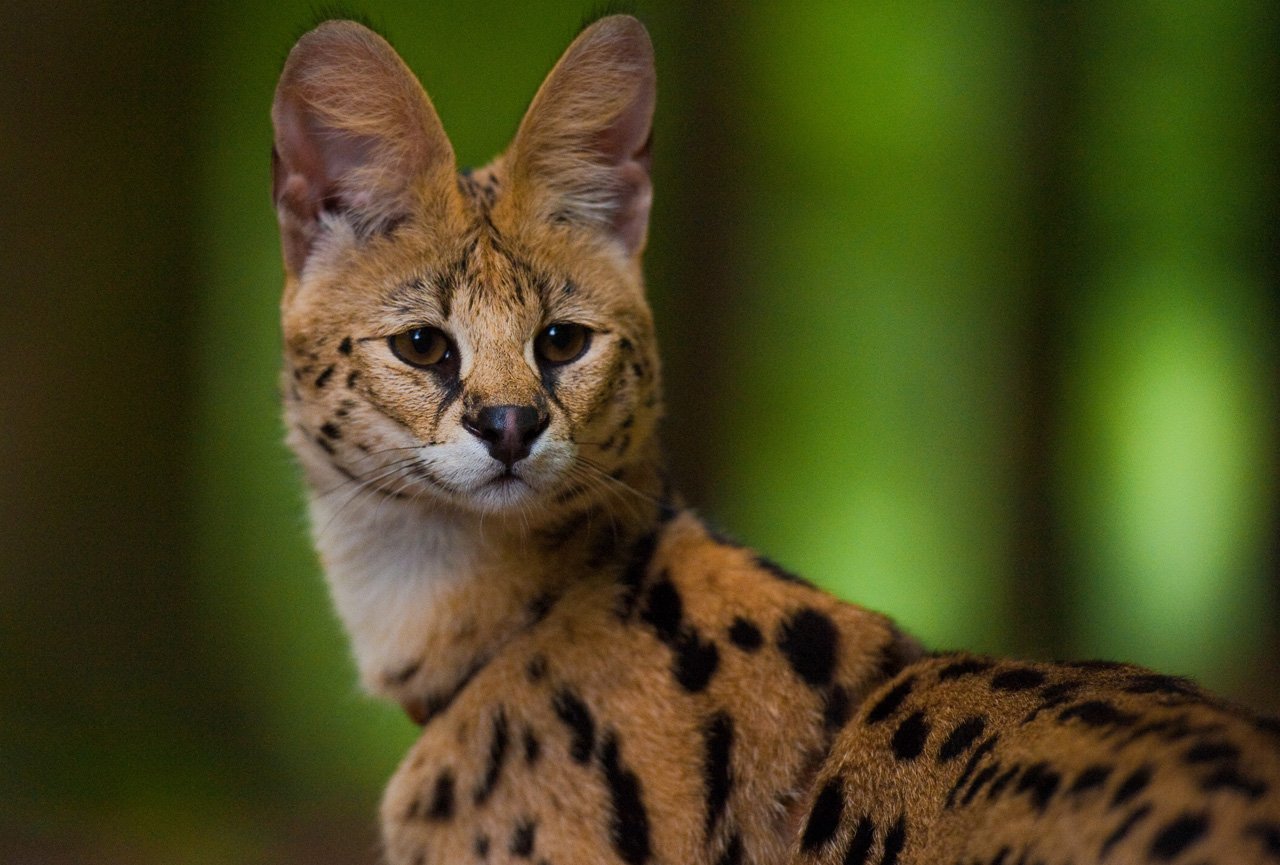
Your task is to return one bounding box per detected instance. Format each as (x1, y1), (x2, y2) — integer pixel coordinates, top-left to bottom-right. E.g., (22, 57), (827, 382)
(3, 2), (1277, 862)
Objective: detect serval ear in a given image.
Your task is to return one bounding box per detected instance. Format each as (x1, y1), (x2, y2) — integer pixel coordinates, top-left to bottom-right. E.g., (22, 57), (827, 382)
(505, 15), (655, 259)
(271, 20), (455, 275)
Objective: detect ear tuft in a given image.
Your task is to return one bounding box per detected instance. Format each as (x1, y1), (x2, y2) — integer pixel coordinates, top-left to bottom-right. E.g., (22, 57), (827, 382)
(507, 15), (656, 257)
(271, 20), (454, 274)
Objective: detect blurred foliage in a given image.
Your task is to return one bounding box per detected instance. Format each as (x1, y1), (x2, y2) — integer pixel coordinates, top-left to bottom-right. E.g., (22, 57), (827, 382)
(2, 1), (1276, 862)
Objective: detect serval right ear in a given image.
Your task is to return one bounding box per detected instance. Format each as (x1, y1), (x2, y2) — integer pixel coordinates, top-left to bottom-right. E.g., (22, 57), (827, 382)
(503, 15), (656, 259)
(271, 20), (455, 276)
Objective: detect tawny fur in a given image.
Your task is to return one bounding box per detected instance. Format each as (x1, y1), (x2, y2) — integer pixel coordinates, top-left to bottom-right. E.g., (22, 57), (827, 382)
(272, 16), (1280, 865)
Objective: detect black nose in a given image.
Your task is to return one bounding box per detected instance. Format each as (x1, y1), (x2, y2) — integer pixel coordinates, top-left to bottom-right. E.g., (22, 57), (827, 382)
(463, 404), (549, 468)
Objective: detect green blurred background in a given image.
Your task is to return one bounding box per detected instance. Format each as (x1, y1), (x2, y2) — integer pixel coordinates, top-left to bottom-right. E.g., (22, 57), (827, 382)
(3, 2), (1277, 862)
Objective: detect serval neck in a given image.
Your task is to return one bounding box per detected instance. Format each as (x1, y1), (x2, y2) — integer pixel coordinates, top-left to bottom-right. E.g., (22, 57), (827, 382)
(307, 442), (671, 722)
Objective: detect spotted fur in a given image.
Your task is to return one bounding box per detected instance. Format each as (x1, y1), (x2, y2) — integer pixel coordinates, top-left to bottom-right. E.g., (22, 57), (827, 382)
(271, 15), (1279, 865)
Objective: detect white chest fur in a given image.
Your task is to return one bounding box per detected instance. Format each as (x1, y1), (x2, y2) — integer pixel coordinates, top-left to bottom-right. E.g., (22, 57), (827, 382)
(307, 493), (479, 696)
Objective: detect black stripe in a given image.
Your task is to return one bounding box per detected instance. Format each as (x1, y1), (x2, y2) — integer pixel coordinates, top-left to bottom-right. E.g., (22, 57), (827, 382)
(703, 713), (734, 837)
(842, 816), (875, 865)
(945, 735), (999, 808)
(599, 732), (652, 865)
(878, 814), (906, 865)
(866, 677), (915, 725)
(715, 833), (743, 865)
(1100, 804), (1152, 857)
(427, 770), (456, 820)
(1149, 813), (1209, 860)
(474, 708), (510, 805)
(553, 690), (596, 765)
(509, 819), (537, 858)
(800, 778), (844, 852)
(938, 716), (986, 763)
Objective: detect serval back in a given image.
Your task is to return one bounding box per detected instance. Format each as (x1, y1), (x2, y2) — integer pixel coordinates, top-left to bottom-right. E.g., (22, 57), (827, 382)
(269, 15), (1280, 865)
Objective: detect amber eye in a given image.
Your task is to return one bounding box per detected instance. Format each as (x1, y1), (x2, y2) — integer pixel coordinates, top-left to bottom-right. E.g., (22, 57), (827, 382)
(389, 327), (453, 369)
(534, 323), (590, 366)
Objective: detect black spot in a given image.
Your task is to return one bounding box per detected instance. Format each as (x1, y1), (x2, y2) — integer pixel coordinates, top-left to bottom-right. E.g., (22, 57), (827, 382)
(1111, 765), (1152, 808)
(474, 834), (490, 859)
(1065, 659), (1127, 671)
(387, 659), (422, 686)
(640, 577), (683, 644)
(800, 777), (844, 852)
(314, 365), (334, 388)
(945, 735), (999, 808)
(1024, 680), (1083, 722)
(756, 555), (813, 586)
(990, 667), (1047, 691)
(728, 617), (763, 651)
(616, 531), (659, 618)
(526, 655), (547, 682)
(776, 608), (839, 687)
(527, 593), (557, 624)
(1184, 740), (1240, 763)
(1115, 715), (1194, 749)
(938, 716), (986, 763)
(1201, 765), (1268, 799)
(715, 833), (743, 865)
(866, 676), (915, 725)
(1124, 673), (1197, 697)
(842, 816), (875, 865)
(1068, 764), (1112, 796)
(1254, 715), (1280, 743)
(1058, 700), (1138, 728)
(880, 814), (906, 865)
(961, 763), (1001, 806)
(1245, 821), (1280, 857)
(586, 521), (624, 569)
(1100, 804), (1152, 857)
(1149, 812), (1209, 860)
(320, 422), (341, 440)
(510, 820), (537, 858)
(703, 713), (734, 836)
(891, 710), (931, 761)
(938, 658), (994, 681)
(1015, 762), (1060, 812)
(314, 436), (335, 455)
(474, 709), (510, 804)
(986, 764), (1021, 801)
(523, 727), (541, 765)
(824, 685), (853, 731)
(988, 847), (1011, 865)
(418, 659), (487, 726)
(428, 770), (456, 820)
(674, 629), (720, 692)
(599, 732), (652, 865)
(553, 690), (595, 764)
(538, 510), (589, 548)
(338, 336), (353, 355)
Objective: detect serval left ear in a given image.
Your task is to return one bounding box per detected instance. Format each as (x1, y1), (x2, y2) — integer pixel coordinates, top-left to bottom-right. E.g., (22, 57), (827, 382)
(503, 15), (656, 259)
(271, 20), (457, 277)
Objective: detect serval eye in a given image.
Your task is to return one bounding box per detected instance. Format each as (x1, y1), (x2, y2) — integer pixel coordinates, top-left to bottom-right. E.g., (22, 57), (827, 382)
(389, 327), (452, 369)
(535, 323), (590, 366)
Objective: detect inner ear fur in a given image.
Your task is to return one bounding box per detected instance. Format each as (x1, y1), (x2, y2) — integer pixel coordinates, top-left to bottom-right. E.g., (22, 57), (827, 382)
(271, 20), (456, 275)
(504, 15), (656, 258)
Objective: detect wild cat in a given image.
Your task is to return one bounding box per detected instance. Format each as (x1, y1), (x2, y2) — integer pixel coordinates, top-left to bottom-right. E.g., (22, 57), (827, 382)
(270, 15), (1280, 865)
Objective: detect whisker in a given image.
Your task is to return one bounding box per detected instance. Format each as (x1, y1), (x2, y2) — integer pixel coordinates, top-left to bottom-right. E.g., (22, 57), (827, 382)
(314, 455), (420, 500)
(313, 458), (420, 540)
